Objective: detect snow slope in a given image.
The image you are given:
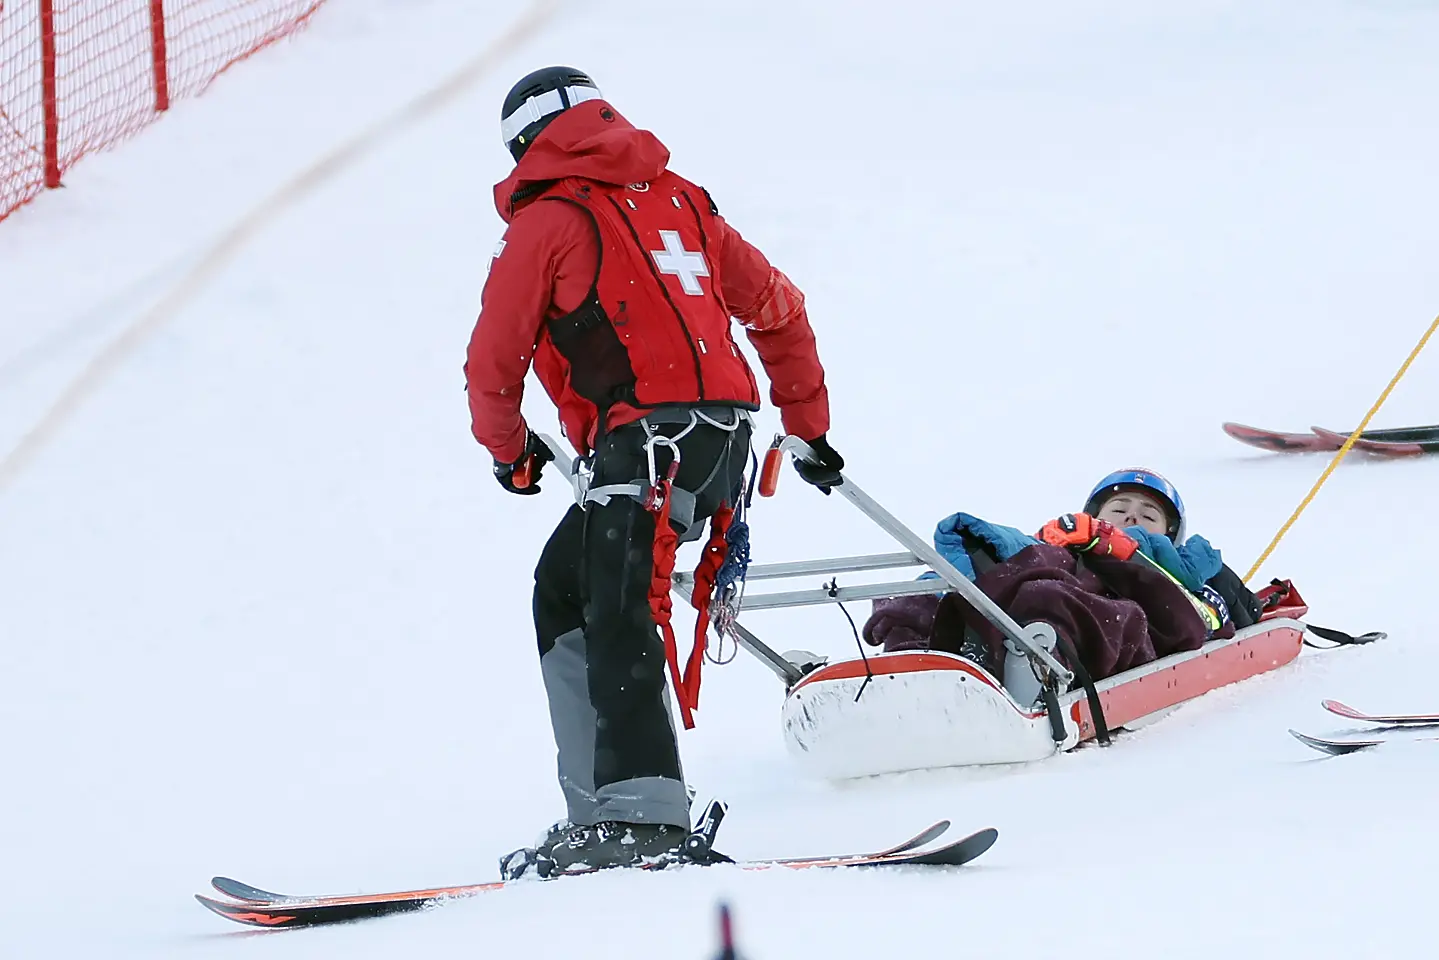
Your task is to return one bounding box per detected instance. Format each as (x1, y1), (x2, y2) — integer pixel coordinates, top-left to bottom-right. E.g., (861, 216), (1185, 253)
(2, 0), (1438, 957)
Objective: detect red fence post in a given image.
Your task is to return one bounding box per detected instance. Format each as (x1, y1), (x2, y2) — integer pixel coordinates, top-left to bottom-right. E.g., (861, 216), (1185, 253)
(149, 0), (171, 112)
(40, 0), (61, 188)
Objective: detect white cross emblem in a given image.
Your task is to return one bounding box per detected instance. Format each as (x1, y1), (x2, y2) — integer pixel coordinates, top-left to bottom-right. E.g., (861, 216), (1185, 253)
(650, 230), (710, 296)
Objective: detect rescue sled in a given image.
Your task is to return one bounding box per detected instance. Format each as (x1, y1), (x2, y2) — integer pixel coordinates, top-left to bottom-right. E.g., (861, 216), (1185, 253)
(682, 437), (1311, 779)
(778, 614), (1305, 778)
(542, 434), (1315, 780)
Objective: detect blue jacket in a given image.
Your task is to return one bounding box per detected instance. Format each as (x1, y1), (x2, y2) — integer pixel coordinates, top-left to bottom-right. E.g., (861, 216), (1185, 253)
(929, 511), (1223, 591)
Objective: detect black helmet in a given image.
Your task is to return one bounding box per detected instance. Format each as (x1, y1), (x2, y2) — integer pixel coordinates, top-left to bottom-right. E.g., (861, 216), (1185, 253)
(500, 66), (601, 161)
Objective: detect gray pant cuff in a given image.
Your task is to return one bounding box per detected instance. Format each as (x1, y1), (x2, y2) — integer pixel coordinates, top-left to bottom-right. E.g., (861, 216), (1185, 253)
(564, 775), (691, 829)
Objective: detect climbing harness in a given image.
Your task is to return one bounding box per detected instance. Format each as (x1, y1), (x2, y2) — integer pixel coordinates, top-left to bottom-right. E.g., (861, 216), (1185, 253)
(564, 408), (754, 729)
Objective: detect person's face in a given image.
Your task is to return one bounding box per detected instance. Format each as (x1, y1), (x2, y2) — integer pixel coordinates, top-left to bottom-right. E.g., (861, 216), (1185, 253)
(1094, 490), (1171, 537)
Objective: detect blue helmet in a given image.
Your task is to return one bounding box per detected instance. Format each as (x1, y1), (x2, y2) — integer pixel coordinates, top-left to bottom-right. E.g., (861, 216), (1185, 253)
(1083, 468), (1186, 542)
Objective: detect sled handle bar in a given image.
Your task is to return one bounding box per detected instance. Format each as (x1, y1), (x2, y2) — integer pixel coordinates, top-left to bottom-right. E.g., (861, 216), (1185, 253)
(775, 437), (1074, 686)
(535, 432), (1072, 688)
(534, 432), (810, 686)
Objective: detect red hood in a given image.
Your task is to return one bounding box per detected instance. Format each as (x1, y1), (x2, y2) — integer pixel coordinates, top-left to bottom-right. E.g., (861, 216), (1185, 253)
(493, 101), (671, 221)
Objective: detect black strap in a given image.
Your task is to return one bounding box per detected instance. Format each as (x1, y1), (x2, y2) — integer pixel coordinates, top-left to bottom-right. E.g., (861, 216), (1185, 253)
(1303, 624), (1386, 648)
(1052, 631), (1111, 746)
(954, 531), (998, 663)
(957, 530), (999, 574)
(1041, 682), (1067, 744)
(1258, 579), (1384, 648)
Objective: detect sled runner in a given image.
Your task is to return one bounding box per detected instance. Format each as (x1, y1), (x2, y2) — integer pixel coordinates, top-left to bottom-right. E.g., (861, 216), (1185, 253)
(657, 436), (1314, 779)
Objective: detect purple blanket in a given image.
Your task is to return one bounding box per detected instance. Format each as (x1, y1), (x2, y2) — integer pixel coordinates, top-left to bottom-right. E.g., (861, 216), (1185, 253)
(863, 544), (1227, 680)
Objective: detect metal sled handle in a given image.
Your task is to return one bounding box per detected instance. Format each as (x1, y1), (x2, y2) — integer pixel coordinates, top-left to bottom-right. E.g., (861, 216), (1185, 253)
(535, 433), (808, 686)
(777, 436), (1073, 686)
(536, 432), (1071, 688)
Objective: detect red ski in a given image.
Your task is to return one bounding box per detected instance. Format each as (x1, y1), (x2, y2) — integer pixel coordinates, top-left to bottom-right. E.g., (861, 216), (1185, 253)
(1309, 427), (1439, 457)
(198, 823), (998, 929)
(210, 818), (953, 906)
(1321, 699), (1439, 726)
(1223, 422), (1439, 455)
(1222, 423), (1339, 453)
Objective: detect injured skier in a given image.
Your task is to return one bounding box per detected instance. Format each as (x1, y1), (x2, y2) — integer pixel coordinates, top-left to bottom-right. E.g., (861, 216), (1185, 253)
(862, 469), (1262, 694)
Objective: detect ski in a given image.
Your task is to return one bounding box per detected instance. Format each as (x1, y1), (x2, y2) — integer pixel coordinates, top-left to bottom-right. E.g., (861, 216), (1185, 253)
(1289, 728), (1439, 756)
(210, 818), (955, 906)
(1223, 421), (1439, 455)
(1289, 729), (1386, 755)
(1222, 423), (1339, 453)
(1310, 427), (1439, 457)
(1321, 699), (1439, 726)
(197, 825), (998, 929)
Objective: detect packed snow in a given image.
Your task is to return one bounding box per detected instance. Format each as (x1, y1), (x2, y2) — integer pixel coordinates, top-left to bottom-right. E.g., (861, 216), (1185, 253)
(2, 0), (1437, 957)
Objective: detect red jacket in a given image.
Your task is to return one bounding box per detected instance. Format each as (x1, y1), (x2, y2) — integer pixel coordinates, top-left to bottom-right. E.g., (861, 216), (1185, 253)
(466, 100), (830, 462)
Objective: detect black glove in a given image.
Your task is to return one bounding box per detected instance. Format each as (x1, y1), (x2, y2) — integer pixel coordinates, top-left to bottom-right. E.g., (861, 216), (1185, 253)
(493, 430), (555, 495)
(794, 434), (845, 494)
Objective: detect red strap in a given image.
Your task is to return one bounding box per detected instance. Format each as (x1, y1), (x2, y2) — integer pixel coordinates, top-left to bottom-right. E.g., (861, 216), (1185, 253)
(645, 477), (694, 729)
(684, 505), (733, 716)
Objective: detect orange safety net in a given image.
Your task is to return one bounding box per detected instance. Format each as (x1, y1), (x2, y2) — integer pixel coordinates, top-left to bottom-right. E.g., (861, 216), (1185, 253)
(0, 1), (49, 219)
(0, 0), (329, 224)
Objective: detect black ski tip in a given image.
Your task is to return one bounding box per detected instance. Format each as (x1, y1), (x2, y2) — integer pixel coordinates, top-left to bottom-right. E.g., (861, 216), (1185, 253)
(196, 894), (306, 929)
(891, 826), (999, 867)
(1288, 728), (1330, 752)
(196, 894), (261, 924)
(1288, 728), (1377, 756)
(967, 826), (1000, 856)
(211, 876), (291, 904)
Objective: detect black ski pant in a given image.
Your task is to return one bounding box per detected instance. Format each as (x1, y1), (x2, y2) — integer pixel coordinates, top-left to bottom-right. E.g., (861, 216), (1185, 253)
(532, 409), (751, 829)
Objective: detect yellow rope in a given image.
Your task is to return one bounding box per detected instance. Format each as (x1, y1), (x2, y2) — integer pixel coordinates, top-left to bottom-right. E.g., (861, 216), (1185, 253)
(1244, 312), (1439, 584)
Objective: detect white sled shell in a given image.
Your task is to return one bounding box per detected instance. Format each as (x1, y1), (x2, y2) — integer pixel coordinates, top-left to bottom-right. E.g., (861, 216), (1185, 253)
(781, 618), (1305, 779)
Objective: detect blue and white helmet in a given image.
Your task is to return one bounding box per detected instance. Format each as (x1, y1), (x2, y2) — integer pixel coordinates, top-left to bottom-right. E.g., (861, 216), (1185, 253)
(1083, 468), (1186, 542)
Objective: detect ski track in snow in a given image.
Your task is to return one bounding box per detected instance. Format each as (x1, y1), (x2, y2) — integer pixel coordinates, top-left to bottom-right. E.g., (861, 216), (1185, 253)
(2, 0), (1438, 957)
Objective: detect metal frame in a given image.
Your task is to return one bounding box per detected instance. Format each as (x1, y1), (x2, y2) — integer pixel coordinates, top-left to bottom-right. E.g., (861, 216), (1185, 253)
(538, 432), (1074, 692)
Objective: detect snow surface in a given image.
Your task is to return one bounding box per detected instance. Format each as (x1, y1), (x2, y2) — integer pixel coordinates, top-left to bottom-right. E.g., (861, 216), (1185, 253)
(3, 0), (1439, 956)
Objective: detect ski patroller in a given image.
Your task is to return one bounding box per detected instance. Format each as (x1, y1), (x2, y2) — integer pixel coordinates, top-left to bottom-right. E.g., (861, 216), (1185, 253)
(1222, 422), (1439, 455)
(197, 822), (1000, 929)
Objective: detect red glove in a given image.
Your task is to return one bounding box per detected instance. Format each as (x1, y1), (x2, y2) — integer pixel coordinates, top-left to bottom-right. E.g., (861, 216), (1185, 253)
(1039, 513), (1138, 560)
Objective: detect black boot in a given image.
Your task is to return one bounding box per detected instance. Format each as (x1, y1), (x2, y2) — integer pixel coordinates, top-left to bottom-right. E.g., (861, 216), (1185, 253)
(500, 803), (733, 880)
(540, 821), (687, 876)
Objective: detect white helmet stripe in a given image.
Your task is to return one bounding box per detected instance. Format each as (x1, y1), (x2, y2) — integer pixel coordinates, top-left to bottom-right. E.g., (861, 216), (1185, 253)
(501, 85), (602, 144)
